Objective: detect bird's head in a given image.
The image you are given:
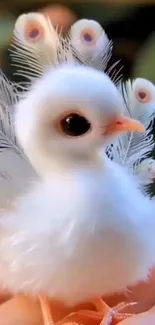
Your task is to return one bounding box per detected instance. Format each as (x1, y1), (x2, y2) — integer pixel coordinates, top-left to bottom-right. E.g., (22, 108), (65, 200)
(14, 64), (144, 175)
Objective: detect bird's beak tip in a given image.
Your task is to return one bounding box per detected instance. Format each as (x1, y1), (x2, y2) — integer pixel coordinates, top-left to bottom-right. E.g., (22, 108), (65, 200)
(117, 116), (145, 133)
(104, 115), (145, 136)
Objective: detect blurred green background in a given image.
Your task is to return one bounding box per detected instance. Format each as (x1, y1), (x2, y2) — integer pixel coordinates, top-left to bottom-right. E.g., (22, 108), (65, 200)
(1, 0), (155, 193)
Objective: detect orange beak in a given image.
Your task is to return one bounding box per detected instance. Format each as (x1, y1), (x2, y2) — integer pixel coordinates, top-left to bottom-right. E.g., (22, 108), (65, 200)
(104, 115), (145, 136)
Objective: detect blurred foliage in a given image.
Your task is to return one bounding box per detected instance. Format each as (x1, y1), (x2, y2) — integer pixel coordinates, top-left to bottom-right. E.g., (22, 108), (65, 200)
(71, 3), (137, 23)
(0, 12), (15, 46)
(133, 32), (155, 83)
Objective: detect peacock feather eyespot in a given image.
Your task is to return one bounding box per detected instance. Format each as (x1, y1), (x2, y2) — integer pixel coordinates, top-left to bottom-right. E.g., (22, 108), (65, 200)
(80, 28), (97, 45)
(135, 88), (152, 103)
(25, 20), (45, 42)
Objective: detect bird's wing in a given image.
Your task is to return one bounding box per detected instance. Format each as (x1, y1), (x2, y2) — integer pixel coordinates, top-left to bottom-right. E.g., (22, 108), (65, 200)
(106, 78), (155, 189)
(0, 71), (37, 210)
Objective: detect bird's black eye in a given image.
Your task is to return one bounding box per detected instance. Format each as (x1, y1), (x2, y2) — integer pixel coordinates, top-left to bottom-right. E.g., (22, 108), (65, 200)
(60, 113), (91, 137)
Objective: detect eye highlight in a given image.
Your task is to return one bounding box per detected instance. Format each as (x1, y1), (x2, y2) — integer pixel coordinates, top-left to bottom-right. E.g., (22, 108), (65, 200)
(135, 88), (152, 103)
(25, 19), (44, 42)
(57, 112), (91, 137)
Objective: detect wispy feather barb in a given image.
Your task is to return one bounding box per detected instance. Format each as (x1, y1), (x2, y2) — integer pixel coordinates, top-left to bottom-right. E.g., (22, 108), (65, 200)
(106, 78), (155, 189)
(10, 13), (65, 81)
(10, 15), (120, 84)
(0, 71), (37, 209)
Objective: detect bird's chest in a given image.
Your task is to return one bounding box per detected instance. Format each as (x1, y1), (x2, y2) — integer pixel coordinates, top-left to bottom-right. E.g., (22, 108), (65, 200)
(47, 169), (131, 246)
(0, 166), (140, 302)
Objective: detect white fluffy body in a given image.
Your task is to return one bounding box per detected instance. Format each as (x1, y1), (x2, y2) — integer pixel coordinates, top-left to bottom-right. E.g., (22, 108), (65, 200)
(0, 159), (155, 305)
(0, 65), (155, 305)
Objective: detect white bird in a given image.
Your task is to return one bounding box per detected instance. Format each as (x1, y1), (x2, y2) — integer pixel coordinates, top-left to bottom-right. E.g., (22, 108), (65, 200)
(1, 15), (153, 212)
(0, 64), (155, 319)
(106, 77), (155, 192)
(0, 12), (154, 324)
(9, 13), (155, 189)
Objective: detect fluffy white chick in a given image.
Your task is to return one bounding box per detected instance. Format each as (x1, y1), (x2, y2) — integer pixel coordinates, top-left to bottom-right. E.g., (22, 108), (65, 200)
(0, 65), (155, 310)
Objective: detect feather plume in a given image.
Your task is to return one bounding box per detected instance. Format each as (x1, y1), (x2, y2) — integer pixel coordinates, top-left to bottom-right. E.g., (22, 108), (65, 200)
(10, 12), (63, 81)
(106, 78), (155, 188)
(0, 71), (36, 209)
(68, 19), (112, 69)
(5, 13), (155, 194)
(134, 158), (155, 187)
(67, 19), (122, 85)
(10, 15), (122, 84)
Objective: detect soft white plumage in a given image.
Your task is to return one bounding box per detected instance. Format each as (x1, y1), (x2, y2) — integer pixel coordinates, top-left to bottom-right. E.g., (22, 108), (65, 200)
(11, 12), (62, 80)
(68, 19), (122, 85)
(0, 72), (36, 209)
(68, 19), (112, 69)
(106, 78), (155, 191)
(135, 158), (155, 188)
(10, 15), (121, 84)
(0, 64), (155, 306)
(1, 15), (153, 211)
